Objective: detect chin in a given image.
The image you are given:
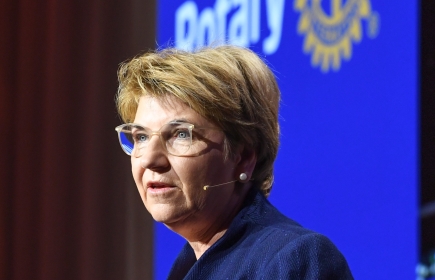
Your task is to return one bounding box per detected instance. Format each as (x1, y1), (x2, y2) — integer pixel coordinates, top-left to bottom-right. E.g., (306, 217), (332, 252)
(147, 204), (183, 224)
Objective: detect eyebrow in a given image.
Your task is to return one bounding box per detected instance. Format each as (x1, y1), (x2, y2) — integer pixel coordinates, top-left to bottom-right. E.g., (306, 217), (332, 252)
(169, 118), (191, 124)
(167, 119), (212, 130)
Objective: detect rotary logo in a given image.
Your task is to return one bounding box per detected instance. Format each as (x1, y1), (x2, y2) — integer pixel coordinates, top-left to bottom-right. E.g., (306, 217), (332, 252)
(295, 0), (380, 72)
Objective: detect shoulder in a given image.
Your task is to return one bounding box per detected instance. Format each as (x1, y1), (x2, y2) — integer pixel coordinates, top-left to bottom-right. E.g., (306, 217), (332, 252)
(200, 189), (354, 279)
(237, 192), (354, 279)
(256, 226), (354, 279)
(264, 233), (353, 280)
(220, 220), (354, 279)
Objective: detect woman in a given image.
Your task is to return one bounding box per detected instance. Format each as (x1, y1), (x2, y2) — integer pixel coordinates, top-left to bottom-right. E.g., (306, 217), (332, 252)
(115, 45), (353, 279)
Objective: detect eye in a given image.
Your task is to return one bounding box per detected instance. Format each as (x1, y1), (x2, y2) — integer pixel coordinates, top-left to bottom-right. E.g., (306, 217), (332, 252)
(174, 129), (191, 140)
(133, 132), (149, 143)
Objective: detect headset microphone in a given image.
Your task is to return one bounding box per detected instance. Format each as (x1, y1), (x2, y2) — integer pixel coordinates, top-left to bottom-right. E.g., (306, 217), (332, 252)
(203, 173), (248, 190)
(203, 180), (237, 190)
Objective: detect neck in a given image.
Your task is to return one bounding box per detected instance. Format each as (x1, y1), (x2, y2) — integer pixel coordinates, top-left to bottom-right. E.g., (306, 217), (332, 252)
(189, 229), (228, 259)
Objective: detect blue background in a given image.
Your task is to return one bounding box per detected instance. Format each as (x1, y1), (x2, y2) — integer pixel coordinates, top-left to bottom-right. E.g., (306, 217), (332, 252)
(156, 0), (418, 279)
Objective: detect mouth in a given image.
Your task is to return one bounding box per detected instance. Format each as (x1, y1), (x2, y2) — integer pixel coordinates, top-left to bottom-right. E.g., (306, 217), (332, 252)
(146, 181), (177, 193)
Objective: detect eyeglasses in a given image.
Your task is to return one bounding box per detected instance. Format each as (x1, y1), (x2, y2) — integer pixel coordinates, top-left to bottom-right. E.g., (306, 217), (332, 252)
(115, 121), (213, 157)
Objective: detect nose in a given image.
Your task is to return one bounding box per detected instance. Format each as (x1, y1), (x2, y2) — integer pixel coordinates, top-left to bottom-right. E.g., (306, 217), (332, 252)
(138, 134), (170, 172)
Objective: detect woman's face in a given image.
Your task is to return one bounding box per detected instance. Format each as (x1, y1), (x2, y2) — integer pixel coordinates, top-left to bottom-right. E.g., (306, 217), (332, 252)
(131, 95), (247, 237)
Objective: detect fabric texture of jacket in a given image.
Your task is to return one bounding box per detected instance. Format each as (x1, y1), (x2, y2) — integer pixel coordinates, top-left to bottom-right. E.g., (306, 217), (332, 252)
(167, 188), (354, 280)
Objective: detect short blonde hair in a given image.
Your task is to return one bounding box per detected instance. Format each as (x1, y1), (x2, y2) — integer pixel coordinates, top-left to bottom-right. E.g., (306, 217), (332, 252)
(116, 45), (280, 197)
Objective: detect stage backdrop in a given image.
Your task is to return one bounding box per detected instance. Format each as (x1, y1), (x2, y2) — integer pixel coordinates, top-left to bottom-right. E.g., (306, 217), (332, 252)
(155, 0), (418, 279)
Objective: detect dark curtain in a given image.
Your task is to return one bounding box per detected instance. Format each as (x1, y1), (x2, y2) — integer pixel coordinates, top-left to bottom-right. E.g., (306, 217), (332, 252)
(0, 0), (155, 279)
(421, 0), (435, 256)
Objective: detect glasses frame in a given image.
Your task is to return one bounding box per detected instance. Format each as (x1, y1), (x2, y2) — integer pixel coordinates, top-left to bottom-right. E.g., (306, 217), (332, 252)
(115, 121), (219, 157)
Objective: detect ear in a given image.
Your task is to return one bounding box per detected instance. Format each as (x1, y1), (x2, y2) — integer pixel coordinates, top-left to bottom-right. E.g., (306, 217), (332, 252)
(235, 146), (257, 181)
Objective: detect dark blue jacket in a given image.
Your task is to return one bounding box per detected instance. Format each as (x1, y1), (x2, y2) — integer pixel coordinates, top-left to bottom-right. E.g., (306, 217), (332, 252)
(168, 188), (354, 279)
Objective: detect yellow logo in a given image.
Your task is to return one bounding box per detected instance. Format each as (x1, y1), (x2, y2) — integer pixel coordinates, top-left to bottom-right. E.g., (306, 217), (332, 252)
(294, 0), (379, 72)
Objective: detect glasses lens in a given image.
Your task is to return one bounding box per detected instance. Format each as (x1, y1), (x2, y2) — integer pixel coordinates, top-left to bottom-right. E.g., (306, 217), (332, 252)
(161, 123), (193, 156)
(116, 122), (198, 156)
(117, 124), (136, 155)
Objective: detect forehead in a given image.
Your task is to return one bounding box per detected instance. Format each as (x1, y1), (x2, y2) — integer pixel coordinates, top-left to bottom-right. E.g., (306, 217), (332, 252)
(133, 95), (210, 128)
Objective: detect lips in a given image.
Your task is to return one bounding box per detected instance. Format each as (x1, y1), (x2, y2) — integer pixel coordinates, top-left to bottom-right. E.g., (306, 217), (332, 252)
(147, 182), (174, 189)
(146, 181), (178, 194)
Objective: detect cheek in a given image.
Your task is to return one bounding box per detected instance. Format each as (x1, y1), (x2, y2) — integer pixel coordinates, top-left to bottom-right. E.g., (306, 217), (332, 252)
(131, 157), (144, 185)
(131, 157), (148, 205)
(176, 152), (231, 190)
(173, 157), (202, 187)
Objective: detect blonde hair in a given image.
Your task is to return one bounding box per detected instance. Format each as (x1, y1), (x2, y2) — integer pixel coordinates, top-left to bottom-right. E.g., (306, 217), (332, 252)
(116, 45), (280, 197)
